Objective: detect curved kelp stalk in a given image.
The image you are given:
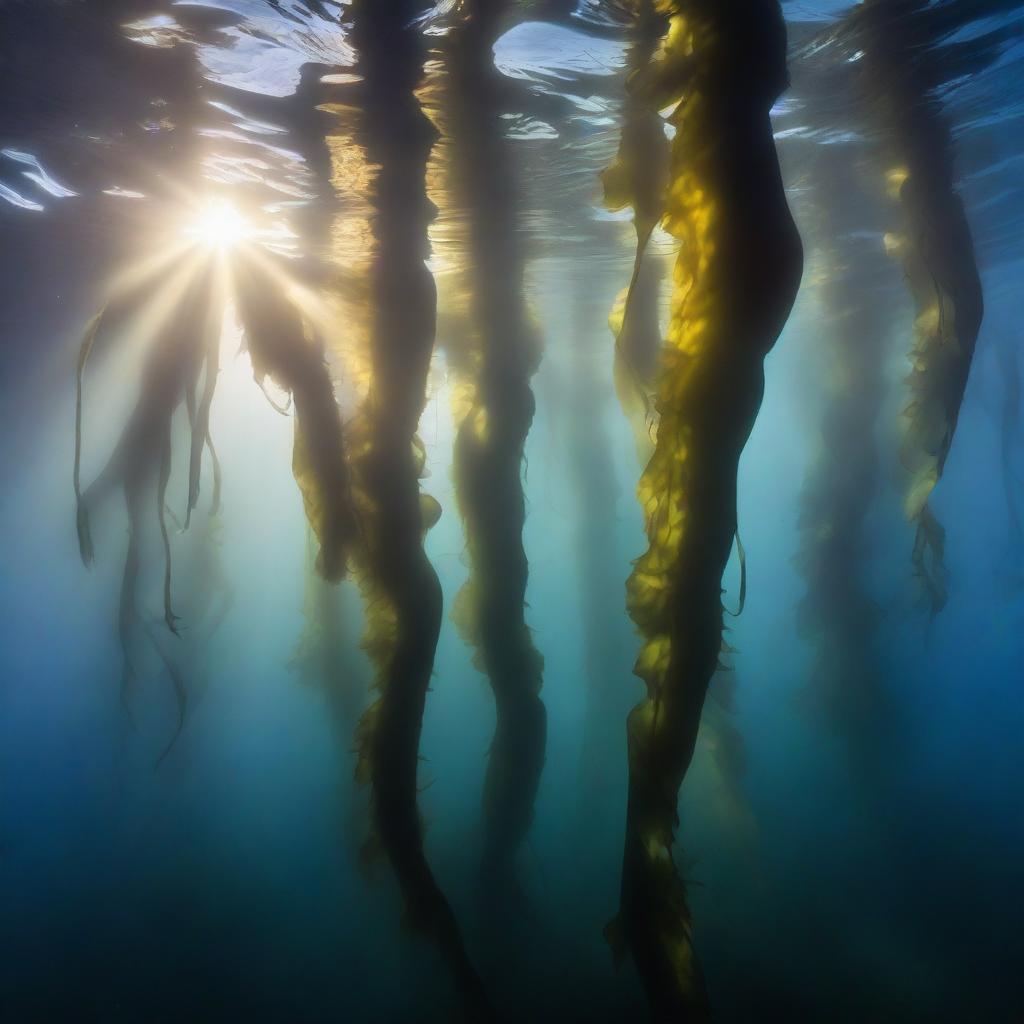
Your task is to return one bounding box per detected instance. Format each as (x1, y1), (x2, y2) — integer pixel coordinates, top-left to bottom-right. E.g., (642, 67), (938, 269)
(601, 0), (669, 459)
(795, 144), (889, 745)
(855, 0), (984, 616)
(608, 2), (802, 1018)
(74, 258), (222, 755)
(441, 2), (546, 904)
(339, 1), (496, 1016)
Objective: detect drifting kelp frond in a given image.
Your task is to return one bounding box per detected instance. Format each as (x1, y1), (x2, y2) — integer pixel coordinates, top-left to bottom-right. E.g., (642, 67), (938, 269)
(853, 0), (984, 615)
(440, 0), (547, 907)
(610, 1), (802, 1017)
(232, 253), (357, 583)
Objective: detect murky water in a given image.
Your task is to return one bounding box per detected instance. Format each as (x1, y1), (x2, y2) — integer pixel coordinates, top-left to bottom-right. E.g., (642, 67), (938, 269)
(1, 2), (1022, 1021)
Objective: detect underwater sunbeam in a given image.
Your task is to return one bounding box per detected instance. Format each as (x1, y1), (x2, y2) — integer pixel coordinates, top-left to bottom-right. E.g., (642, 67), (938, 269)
(185, 199), (251, 250)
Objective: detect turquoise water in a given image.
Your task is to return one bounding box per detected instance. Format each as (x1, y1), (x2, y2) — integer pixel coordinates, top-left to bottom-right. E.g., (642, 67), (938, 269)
(0, 2), (1022, 1020)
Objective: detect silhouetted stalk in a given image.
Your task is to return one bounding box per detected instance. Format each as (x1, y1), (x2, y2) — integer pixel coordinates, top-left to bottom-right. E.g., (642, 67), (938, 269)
(795, 144), (888, 742)
(442, 1), (546, 902)
(609, 2), (802, 1017)
(857, 0), (984, 615)
(342, 2), (496, 1015)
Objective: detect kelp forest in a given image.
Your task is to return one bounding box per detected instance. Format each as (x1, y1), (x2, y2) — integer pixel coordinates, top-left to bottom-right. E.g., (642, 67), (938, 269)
(1, 1), (1022, 1021)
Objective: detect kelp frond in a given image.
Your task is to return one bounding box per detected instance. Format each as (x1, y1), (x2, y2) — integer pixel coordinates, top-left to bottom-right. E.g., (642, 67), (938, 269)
(602, 0), (670, 458)
(857, 0), (984, 616)
(610, 1), (802, 1017)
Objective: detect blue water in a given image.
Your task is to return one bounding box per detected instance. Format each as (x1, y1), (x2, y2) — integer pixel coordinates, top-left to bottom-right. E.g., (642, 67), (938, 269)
(0, 2), (1022, 1021)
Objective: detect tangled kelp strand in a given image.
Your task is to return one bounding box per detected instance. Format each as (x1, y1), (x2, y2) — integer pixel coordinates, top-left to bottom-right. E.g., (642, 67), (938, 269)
(74, 261), (221, 750)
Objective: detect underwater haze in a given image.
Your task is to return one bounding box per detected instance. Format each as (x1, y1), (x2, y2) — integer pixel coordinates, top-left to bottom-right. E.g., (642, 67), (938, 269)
(0, 1), (1022, 1021)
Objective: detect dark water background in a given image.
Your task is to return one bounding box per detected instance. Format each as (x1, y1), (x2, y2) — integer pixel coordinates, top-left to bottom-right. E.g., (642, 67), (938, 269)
(0, 2), (1022, 1021)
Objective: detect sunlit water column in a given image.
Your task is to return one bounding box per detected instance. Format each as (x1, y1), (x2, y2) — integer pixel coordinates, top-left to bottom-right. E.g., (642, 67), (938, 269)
(609, 2), (802, 1018)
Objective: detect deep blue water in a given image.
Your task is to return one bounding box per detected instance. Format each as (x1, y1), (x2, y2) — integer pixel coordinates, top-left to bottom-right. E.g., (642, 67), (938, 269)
(0, 2), (1022, 1021)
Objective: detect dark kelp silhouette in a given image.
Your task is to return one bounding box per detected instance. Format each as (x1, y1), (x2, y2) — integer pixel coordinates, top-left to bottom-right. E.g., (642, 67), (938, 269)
(850, 0), (984, 615)
(338, 1), (497, 1015)
(606, 2), (802, 1017)
(440, 0), (547, 906)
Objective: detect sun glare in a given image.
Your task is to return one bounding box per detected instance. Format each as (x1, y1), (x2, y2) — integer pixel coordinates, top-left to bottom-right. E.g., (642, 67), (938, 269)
(186, 200), (250, 249)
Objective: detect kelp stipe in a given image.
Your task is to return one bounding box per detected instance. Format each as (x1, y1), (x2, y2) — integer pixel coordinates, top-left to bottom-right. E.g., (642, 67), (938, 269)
(440, 0), (546, 907)
(338, 1), (497, 1016)
(608, 1), (802, 1017)
(853, 0), (984, 616)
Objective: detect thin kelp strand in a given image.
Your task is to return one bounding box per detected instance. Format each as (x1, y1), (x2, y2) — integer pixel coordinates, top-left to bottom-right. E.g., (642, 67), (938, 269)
(145, 622), (189, 769)
(205, 432), (223, 516)
(186, 330), (220, 528)
(157, 424), (178, 635)
(724, 530), (746, 618)
(119, 490), (142, 718)
(74, 306), (106, 566)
